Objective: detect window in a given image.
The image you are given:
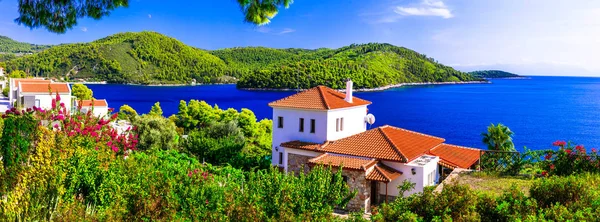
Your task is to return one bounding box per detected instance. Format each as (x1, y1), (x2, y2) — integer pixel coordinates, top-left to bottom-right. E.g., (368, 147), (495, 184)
(34, 99), (40, 108)
(279, 152), (283, 165)
(310, 119), (316, 133)
(277, 116), (284, 128)
(336, 118), (344, 132)
(299, 118), (304, 132)
(342, 176), (349, 183)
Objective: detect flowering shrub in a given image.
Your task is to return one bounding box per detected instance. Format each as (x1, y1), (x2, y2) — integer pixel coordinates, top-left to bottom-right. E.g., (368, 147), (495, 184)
(540, 141), (599, 176)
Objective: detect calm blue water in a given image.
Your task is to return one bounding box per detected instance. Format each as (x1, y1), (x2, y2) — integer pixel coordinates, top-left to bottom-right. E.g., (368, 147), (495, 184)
(87, 76), (600, 151)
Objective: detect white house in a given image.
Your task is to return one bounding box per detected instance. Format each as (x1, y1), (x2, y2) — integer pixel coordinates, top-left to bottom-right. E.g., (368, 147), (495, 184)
(0, 67), (4, 77)
(17, 82), (72, 111)
(78, 99), (109, 118)
(9, 78), (50, 106)
(269, 80), (481, 212)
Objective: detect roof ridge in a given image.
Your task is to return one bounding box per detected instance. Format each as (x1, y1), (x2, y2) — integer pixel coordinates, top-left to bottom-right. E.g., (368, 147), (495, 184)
(361, 159), (378, 170)
(316, 86), (331, 109)
(436, 143), (482, 151)
(378, 127), (408, 162)
(375, 166), (392, 181)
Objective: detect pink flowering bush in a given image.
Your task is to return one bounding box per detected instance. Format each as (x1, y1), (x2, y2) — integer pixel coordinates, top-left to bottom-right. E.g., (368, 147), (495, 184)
(540, 141), (600, 176)
(30, 91), (138, 154)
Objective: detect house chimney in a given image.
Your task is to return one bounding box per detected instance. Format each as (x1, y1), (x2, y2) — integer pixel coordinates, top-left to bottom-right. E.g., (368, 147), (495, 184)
(345, 79), (353, 103)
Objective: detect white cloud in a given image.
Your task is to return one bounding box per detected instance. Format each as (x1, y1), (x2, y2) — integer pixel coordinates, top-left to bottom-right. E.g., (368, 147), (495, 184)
(394, 0), (453, 19)
(255, 26), (271, 33)
(81, 27), (88, 32)
(148, 14), (152, 19)
(278, 28), (296, 35)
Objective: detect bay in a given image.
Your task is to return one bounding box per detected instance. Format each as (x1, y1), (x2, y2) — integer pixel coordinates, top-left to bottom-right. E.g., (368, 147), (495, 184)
(86, 76), (600, 151)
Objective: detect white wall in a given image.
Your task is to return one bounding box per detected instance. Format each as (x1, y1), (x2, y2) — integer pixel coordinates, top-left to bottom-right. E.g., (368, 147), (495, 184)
(272, 108), (328, 166)
(380, 157), (439, 197)
(81, 106), (109, 118)
(22, 94), (72, 111)
(326, 106), (368, 141)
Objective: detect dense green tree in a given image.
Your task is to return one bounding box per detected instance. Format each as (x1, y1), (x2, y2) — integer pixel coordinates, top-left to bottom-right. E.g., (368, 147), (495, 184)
(133, 114), (178, 151)
(71, 83), (94, 100)
(8, 70), (28, 78)
(482, 123), (516, 151)
(149, 102), (163, 116)
(470, 70), (520, 78)
(118, 104), (138, 122)
(237, 0), (293, 25)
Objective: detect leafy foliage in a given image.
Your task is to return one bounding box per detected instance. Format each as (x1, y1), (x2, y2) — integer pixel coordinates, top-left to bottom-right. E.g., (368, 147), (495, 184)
(237, 0), (293, 25)
(482, 123), (515, 151)
(71, 83), (94, 100)
(133, 114), (178, 151)
(148, 102), (163, 116)
(15, 0), (129, 34)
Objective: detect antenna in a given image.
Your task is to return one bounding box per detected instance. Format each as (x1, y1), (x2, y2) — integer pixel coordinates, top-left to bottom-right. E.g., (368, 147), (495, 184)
(365, 113), (376, 129)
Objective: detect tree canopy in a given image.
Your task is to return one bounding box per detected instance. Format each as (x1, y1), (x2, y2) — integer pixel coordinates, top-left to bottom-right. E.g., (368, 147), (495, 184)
(13, 0), (291, 33)
(482, 123), (516, 151)
(71, 83), (94, 100)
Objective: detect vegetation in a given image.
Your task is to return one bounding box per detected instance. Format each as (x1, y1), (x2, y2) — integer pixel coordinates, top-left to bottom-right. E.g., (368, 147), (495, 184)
(13, 0), (292, 33)
(3, 32), (483, 88)
(470, 70), (521, 78)
(71, 83), (94, 100)
(0, 36), (52, 53)
(224, 43), (483, 89)
(482, 123), (515, 151)
(453, 172), (535, 197)
(0, 93), (352, 220)
(375, 173), (600, 221)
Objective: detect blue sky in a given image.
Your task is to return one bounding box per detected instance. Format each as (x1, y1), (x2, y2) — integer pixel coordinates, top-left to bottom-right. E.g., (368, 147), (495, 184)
(1, 0), (599, 76)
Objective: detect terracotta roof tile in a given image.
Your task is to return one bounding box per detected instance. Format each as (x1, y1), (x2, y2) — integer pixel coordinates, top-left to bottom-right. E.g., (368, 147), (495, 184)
(308, 153), (378, 170)
(280, 141), (322, 150)
(80, 99), (108, 107)
(268, 86), (371, 110)
(366, 164), (403, 182)
(428, 144), (481, 169)
(20, 83), (70, 93)
(379, 126), (446, 162)
(14, 79), (51, 86)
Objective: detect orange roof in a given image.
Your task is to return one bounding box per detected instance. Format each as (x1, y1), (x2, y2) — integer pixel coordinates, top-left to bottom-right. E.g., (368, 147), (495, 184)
(428, 144), (481, 169)
(14, 79), (51, 87)
(80, 99), (108, 107)
(366, 165), (403, 182)
(308, 153), (377, 170)
(20, 83), (70, 93)
(268, 86), (371, 110)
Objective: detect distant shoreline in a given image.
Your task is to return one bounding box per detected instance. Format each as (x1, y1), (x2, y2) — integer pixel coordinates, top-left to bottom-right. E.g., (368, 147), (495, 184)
(240, 80), (490, 92)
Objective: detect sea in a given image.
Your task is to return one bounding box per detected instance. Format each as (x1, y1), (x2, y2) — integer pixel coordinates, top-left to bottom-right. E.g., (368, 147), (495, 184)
(86, 76), (600, 151)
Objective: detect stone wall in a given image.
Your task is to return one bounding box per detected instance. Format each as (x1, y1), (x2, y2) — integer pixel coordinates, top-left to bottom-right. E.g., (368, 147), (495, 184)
(287, 153), (312, 175)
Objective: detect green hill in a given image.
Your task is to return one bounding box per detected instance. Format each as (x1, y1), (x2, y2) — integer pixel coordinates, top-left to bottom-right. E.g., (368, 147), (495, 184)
(0, 35), (52, 53)
(3, 32), (483, 87)
(222, 43), (483, 89)
(469, 70), (521, 78)
(3, 32), (231, 84)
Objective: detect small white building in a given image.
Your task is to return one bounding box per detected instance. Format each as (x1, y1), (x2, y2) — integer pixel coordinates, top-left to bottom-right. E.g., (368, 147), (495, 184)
(269, 80), (481, 212)
(17, 82), (72, 111)
(9, 78), (51, 106)
(78, 99), (109, 118)
(0, 67), (4, 77)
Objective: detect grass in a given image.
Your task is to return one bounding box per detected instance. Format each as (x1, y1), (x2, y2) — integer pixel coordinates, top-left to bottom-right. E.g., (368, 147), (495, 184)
(453, 171), (536, 197)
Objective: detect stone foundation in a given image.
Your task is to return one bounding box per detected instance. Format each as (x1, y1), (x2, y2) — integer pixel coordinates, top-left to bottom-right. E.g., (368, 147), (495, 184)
(287, 153), (313, 175)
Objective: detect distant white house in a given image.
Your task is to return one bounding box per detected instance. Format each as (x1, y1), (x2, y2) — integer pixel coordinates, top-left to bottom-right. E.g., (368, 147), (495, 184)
(78, 99), (109, 118)
(269, 80), (482, 213)
(17, 82), (72, 111)
(9, 78), (51, 106)
(0, 67), (4, 77)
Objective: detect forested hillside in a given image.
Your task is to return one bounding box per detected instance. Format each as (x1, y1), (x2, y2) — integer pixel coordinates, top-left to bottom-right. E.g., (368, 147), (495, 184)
(2, 32), (482, 87)
(214, 43), (482, 89)
(3, 32), (232, 84)
(469, 70), (521, 78)
(0, 36), (52, 53)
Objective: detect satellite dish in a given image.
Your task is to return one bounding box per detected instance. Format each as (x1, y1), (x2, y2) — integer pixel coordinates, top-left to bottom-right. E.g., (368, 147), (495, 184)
(365, 113), (376, 125)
